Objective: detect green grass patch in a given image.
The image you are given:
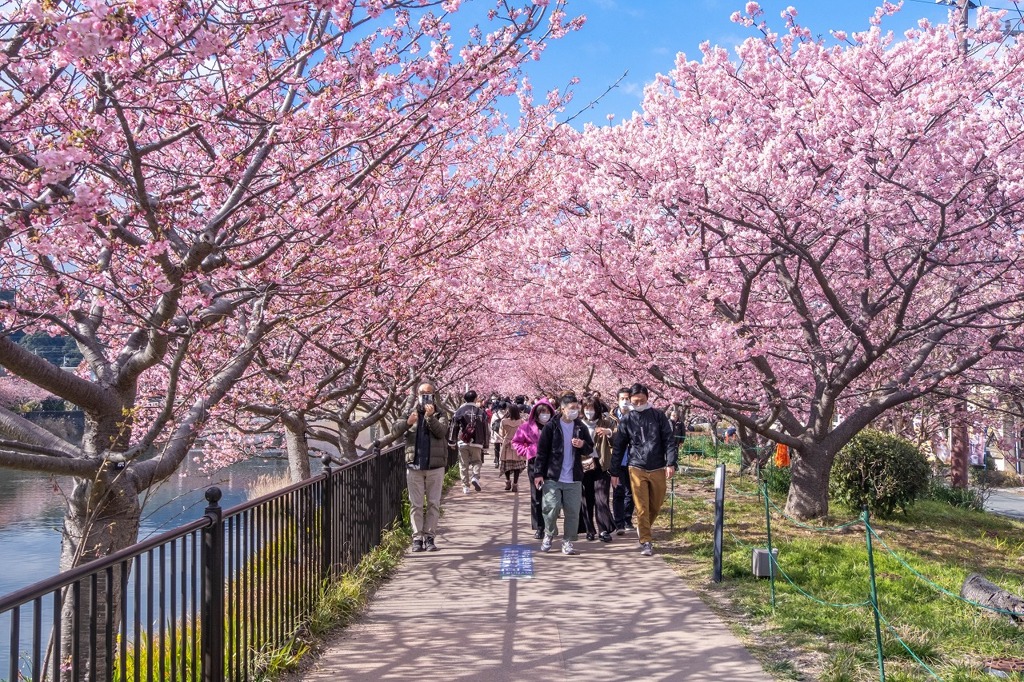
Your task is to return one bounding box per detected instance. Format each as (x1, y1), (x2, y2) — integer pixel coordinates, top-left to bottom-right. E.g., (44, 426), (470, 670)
(662, 464), (1024, 681)
(680, 436), (742, 467)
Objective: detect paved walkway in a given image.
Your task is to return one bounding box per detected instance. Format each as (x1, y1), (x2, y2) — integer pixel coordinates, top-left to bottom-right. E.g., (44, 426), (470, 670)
(300, 474), (770, 681)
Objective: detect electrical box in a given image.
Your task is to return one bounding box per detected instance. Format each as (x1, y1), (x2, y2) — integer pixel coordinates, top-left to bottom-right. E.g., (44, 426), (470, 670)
(751, 548), (778, 578)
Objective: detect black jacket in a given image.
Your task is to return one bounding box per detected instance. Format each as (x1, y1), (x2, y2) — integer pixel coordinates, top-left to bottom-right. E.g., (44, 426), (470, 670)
(610, 407), (677, 476)
(450, 403), (490, 447)
(534, 417), (595, 482)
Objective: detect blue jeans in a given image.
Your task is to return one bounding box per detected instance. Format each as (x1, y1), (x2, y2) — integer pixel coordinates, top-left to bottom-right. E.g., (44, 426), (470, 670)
(541, 480), (582, 541)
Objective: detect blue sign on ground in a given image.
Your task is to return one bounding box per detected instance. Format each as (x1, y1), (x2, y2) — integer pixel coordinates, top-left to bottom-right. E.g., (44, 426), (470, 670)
(499, 545), (534, 580)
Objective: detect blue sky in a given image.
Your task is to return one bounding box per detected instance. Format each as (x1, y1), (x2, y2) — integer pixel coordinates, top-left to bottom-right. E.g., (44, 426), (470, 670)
(520, 0), (1022, 127)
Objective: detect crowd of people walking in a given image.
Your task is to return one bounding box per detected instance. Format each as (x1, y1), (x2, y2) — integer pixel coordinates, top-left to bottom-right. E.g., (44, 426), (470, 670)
(397, 381), (680, 557)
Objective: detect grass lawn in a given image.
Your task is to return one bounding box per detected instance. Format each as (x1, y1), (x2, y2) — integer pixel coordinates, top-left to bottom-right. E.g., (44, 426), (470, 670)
(659, 453), (1024, 682)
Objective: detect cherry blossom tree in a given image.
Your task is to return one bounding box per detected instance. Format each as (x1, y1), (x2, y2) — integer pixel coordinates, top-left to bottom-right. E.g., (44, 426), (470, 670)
(0, 374), (53, 411)
(202, 104), (569, 478)
(0, 0), (581, 668)
(506, 3), (1024, 518)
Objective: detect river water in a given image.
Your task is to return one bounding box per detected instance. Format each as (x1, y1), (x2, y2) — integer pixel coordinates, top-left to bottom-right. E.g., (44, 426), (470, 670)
(0, 455), (299, 599)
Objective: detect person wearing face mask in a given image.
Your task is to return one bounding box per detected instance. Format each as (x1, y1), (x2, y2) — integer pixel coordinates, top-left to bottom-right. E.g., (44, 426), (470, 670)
(532, 393), (595, 555)
(610, 383), (678, 557)
(511, 398), (556, 538)
(612, 386), (636, 535)
(497, 403), (527, 490)
(394, 381), (449, 553)
(578, 397), (617, 542)
(490, 401), (506, 468)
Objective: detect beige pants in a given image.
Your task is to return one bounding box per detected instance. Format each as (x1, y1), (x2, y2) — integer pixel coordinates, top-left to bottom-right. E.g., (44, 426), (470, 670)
(457, 442), (484, 487)
(629, 467), (668, 544)
(407, 467), (445, 540)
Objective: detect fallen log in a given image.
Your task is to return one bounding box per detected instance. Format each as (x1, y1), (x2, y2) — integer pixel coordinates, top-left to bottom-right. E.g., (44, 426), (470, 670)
(960, 573), (1024, 623)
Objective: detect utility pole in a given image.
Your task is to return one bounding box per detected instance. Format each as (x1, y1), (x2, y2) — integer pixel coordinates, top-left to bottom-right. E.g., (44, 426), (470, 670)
(937, 0), (977, 56)
(957, 0), (975, 56)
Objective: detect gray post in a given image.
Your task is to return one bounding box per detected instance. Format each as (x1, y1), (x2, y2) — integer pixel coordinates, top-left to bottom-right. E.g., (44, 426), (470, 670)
(713, 464), (725, 583)
(201, 487), (224, 682)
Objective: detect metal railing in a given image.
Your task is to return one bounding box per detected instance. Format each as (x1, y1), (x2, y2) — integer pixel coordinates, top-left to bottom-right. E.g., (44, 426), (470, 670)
(0, 443), (407, 682)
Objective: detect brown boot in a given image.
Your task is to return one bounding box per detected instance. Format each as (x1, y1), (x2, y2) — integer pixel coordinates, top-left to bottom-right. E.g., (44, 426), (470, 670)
(504, 479), (512, 491)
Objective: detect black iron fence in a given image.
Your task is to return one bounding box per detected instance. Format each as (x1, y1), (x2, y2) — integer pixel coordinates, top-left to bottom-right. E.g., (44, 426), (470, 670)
(0, 443), (408, 682)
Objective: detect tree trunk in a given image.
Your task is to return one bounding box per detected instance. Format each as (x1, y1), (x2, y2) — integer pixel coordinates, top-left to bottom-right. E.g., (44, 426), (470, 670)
(282, 412), (311, 482)
(961, 573), (1024, 623)
(57, 460), (142, 681)
(737, 424), (765, 475)
(784, 445), (835, 520)
(951, 400), (969, 488)
(338, 429), (359, 461)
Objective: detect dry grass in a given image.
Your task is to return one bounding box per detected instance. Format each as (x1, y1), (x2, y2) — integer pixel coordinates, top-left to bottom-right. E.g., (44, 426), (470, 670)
(247, 473), (293, 500)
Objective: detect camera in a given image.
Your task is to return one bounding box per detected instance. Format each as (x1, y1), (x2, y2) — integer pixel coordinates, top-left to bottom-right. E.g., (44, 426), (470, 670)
(419, 394), (433, 407)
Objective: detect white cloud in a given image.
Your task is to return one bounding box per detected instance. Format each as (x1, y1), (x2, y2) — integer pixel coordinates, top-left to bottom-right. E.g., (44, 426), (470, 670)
(620, 81), (643, 97)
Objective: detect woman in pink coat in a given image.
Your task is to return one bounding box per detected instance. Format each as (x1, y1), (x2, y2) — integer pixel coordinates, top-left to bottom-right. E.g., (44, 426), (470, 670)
(511, 398), (555, 538)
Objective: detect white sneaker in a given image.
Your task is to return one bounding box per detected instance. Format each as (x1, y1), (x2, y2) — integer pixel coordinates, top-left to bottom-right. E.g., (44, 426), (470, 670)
(640, 542), (653, 556)
(471, 477), (481, 492)
(462, 486), (471, 494)
(540, 535), (553, 552)
(561, 541), (577, 556)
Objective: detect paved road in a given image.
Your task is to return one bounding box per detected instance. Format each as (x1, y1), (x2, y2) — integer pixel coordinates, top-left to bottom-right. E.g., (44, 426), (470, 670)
(985, 488), (1024, 520)
(298, 476), (770, 682)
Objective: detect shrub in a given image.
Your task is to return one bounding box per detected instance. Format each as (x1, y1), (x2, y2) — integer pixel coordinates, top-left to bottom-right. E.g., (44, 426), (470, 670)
(830, 429), (930, 517)
(761, 463), (791, 497)
(971, 464), (1021, 489)
(924, 479), (984, 511)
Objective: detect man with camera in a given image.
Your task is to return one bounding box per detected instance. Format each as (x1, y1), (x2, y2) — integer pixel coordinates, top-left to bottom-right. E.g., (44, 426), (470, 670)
(395, 381), (449, 553)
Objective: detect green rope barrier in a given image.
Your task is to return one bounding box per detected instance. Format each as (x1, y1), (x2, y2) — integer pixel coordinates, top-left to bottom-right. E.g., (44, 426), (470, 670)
(763, 494), (863, 532)
(728, 484), (761, 498)
(873, 604), (945, 681)
(767, 552), (873, 610)
(866, 524), (1024, 618)
(864, 509), (886, 682)
(727, 529), (756, 549)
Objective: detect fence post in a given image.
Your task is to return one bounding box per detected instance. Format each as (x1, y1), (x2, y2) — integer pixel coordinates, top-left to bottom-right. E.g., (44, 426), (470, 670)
(863, 508), (886, 682)
(321, 454), (334, 581)
(762, 482), (776, 610)
(201, 487), (224, 682)
(713, 464), (725, 583)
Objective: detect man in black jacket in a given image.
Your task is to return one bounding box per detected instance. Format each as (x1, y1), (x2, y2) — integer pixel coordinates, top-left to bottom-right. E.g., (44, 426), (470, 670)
(610, 383), (677, 556)
(533, 393), (595, 556)
(450, 390), (490, 494)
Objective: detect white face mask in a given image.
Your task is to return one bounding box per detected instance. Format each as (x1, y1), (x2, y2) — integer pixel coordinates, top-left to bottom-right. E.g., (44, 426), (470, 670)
(633, 402), (650, 412)
(538, 413), (551, 424)
(565, 409), (580, 421)
(619, 400), (631, 412)
(584, 410), (596, 421)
